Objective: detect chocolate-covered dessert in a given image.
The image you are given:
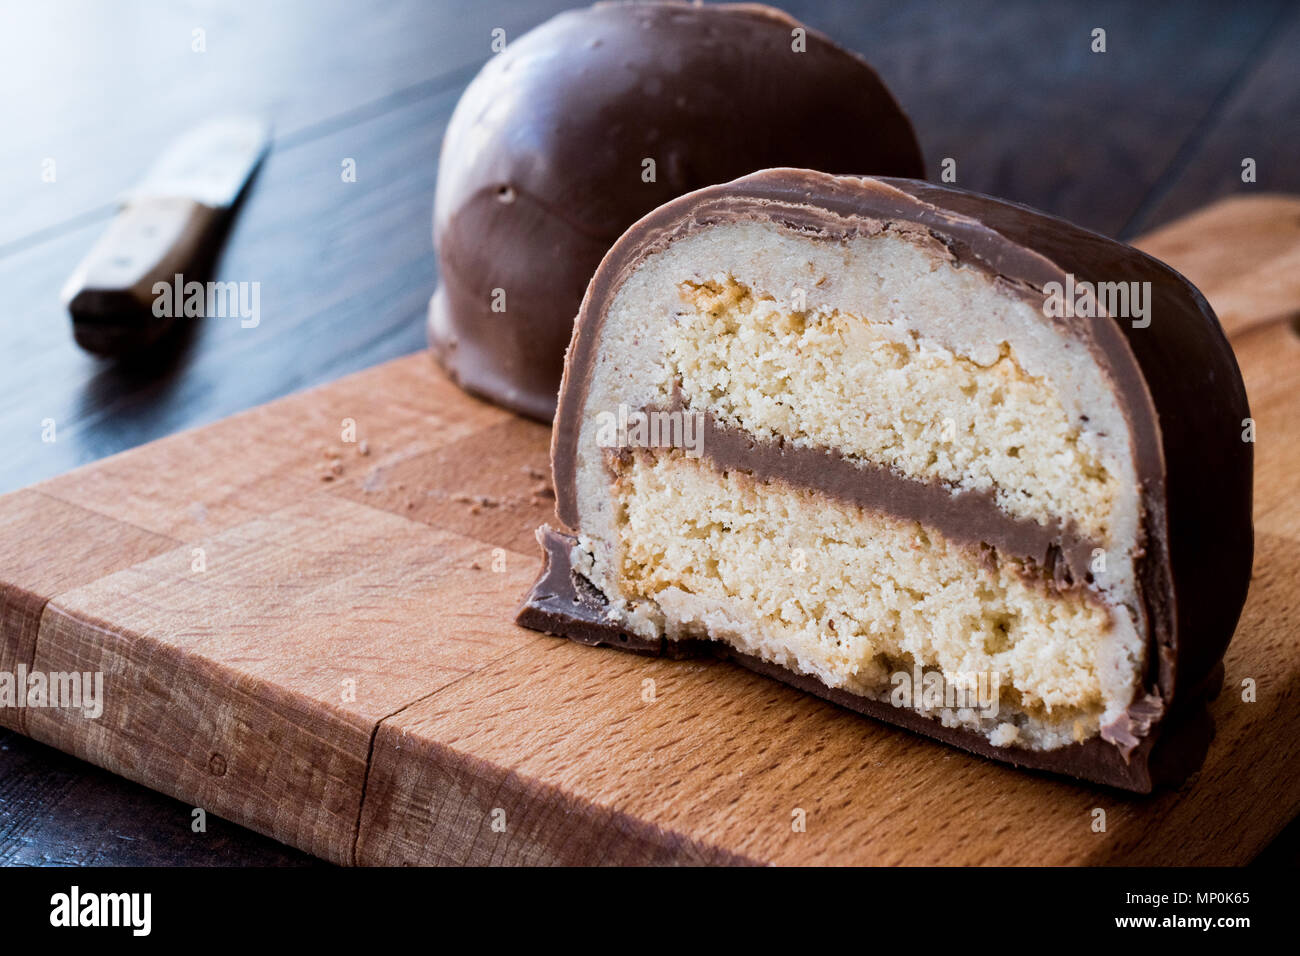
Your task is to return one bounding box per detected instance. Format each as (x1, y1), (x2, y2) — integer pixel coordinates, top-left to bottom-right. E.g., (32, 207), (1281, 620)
(430, 1), (923, 420)
(518, 169), (1253, 792)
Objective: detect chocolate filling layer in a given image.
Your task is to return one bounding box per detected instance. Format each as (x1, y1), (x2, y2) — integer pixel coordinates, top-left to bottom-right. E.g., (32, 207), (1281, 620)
(635, 404), (1103, 597)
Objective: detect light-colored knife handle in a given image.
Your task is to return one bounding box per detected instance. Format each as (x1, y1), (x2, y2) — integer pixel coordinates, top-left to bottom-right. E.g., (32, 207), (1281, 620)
(62, 196), (227, 355)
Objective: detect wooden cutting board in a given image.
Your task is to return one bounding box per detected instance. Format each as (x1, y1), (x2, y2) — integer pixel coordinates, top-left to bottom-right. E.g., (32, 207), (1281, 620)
(2, 195), (1298, 866)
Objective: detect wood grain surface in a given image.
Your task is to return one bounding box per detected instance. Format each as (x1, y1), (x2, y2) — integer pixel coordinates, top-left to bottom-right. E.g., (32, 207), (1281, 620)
(0, 194), (1296, 865)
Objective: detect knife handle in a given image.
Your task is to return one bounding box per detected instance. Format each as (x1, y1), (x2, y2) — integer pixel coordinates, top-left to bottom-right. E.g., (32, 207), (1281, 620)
(62, 196), (227, 356)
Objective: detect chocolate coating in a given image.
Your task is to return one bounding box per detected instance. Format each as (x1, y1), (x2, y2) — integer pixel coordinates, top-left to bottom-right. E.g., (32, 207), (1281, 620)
(526, 168), (1254, 791)
(429, 1), (923, 421)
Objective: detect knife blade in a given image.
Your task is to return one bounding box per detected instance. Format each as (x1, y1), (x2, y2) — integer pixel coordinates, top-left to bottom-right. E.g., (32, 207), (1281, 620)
(61, 116), (271, 356)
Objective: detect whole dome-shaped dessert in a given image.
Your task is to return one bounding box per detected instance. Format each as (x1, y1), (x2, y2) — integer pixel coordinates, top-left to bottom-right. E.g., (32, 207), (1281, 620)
(430, 1), (924, 420)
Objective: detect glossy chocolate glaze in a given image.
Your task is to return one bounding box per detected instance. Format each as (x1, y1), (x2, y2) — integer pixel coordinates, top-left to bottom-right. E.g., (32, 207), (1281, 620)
(430, 1), (923, 421)
(526, 169), (1253, 790)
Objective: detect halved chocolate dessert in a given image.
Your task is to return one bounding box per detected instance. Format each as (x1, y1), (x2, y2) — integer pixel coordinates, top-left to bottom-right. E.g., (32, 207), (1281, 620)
(519, 169), (1253, 792)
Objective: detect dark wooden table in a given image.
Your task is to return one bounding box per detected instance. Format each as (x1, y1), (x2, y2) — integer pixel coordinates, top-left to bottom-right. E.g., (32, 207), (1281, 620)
(2, 0), (1297, 866)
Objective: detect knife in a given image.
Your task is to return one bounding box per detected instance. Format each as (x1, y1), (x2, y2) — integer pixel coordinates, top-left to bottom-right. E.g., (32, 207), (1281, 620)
(61, 116), (271, 356)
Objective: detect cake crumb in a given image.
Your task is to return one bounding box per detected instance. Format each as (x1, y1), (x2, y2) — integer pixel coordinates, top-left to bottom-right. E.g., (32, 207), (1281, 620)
(454, 493), (499, 509)
(989, 723), (1020, 747)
